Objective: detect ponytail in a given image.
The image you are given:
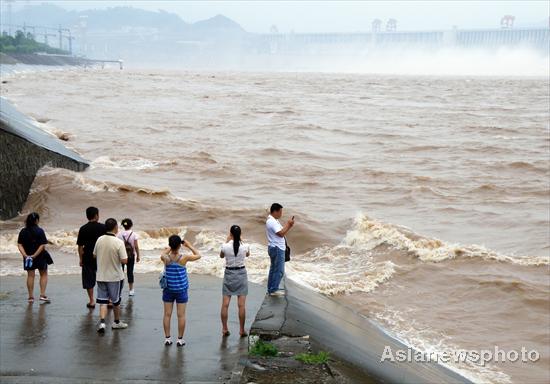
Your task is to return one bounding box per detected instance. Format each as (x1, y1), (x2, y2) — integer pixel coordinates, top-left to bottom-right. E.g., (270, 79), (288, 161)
(230, 225), (241, 257)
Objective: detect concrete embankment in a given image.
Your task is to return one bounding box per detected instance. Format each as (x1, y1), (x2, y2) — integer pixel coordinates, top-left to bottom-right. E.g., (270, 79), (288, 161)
(240, 278), (474, 384)
(0, 97), (88, 219)
(0, 53), (90, 66)
(1, 52), (121, 68)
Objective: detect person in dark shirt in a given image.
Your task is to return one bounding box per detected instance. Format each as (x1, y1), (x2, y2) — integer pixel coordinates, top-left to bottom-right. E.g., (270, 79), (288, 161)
(17, 212), (53, 303)
(77, 207), (106, 308)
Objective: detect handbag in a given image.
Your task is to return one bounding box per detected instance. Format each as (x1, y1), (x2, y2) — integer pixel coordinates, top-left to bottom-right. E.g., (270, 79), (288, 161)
(284, 238), (291, 262)
(159, 270), (167, 289)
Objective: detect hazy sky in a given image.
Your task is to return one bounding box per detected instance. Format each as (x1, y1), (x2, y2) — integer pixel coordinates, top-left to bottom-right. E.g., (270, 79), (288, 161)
(13, 1), (550, 33)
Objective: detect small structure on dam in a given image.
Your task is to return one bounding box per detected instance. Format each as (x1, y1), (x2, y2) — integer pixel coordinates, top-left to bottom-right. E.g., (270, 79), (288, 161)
(0, 97), (89, 220)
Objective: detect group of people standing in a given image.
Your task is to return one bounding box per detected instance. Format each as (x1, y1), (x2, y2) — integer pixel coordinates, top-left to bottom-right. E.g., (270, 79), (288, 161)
(17, 202), (295, 345)
(77, 207), (140, 309)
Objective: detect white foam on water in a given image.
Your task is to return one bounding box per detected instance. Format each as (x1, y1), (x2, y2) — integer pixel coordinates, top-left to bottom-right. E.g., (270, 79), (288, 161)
(34, 167), (175, 196)
(0, 228), (271, 284)
(0, 227), (188, 256)
(91, 156), (177, 171)
(286, 245), (396, 295)
(345, 213), (549, 266)
(0, 233), (20, 254)
(372, 307), (513, 384)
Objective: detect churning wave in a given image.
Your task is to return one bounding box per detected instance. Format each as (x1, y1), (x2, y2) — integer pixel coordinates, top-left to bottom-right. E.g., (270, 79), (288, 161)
(344, 214), (549, 266)
(91, 156), (178, 171)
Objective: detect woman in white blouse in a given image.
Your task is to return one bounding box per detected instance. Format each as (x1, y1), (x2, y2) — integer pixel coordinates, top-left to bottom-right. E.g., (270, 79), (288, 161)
(219, 225), (250, 337)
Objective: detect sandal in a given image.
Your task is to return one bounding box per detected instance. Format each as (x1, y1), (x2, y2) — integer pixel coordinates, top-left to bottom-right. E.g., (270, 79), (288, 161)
(222, 331), (230, 337)
(27, 297), (34, 303)
(240, 332), (248, 338)
(86, 303), (96, 309)
(39, 296), (51, 303)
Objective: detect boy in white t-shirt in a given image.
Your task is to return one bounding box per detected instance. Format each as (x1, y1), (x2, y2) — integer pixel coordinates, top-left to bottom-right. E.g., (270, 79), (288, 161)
(265, 203), (295, 296)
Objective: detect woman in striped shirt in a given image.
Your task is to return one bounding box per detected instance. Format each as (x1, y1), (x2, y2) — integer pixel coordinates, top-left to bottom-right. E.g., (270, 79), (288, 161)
(160, 235), (200, 346)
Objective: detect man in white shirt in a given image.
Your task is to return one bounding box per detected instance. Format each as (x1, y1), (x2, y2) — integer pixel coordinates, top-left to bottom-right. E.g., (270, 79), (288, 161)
(265, 203), (295, 296)
(93, 218), (128, 333)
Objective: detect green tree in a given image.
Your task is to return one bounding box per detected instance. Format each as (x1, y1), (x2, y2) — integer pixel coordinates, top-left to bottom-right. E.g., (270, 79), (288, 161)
(0, 30), (68, 55)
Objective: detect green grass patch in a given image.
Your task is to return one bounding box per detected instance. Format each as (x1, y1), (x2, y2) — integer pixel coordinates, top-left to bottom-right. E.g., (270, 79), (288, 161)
(249, 339), (278, 357)
(295, 351), (330, 364)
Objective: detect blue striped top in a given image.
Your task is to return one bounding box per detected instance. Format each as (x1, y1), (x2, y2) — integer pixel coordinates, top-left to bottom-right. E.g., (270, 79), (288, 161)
(165, 255), (188, 292)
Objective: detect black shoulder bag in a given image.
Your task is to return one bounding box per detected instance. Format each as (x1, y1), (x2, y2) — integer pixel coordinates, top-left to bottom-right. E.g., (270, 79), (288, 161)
(284, 238), (291, 262)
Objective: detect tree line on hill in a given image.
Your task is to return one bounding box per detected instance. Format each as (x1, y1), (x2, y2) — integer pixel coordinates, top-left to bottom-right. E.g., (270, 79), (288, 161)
(0, 31), (68, 55)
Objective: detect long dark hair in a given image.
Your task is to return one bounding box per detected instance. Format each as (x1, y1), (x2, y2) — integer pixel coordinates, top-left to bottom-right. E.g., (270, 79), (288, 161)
(231, 225), (241, 257)
(25, 212), (40, 228)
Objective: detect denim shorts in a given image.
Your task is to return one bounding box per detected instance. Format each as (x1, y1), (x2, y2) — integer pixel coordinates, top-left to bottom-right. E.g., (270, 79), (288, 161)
(162, 289), (188, 304)
(97, 280), (124, 306)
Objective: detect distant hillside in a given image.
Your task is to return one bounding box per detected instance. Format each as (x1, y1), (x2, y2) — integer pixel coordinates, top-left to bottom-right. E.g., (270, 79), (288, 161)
(0, 3), (251, 65)
(2, 3), (245, 36)
(193, 14), (246, 32)
(3, 3), (77, 28)
(81, 7), (189, 32)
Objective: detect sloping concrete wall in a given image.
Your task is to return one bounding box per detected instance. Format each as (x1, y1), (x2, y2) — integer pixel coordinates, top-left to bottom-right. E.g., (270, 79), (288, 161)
(248, 278), (473, 384)
(0, 97), (88, 219)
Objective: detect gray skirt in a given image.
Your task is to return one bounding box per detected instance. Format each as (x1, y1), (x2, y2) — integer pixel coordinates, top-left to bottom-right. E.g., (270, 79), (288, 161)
(222, 268), (248, 296)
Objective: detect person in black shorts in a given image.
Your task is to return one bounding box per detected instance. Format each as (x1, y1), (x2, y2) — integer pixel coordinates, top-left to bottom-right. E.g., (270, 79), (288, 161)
(17, 212), (53, 303)
(77, 207), (106, 309)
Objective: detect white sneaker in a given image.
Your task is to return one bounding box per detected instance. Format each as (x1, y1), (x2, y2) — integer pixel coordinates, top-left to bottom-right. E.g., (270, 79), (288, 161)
(164, 337), (173, 346)
(177, 338), (186, 347)
(112, 321), (128, 329)
(129, 290), (135, 296)
(97, 322), (106, 333)
(269, 290), (285, 297)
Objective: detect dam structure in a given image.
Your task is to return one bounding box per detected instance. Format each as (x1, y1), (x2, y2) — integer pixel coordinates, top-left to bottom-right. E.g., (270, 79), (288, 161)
(257, 27), (550, 54)
(0, 97), (89, 220)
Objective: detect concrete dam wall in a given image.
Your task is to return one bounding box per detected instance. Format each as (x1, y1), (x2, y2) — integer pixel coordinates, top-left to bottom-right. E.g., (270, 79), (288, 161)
(259, 27), (550, 54)
(0, 97), (88, 220)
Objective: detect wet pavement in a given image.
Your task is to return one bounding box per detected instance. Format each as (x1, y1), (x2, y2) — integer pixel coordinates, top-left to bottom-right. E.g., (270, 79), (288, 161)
(0, 273), (265, 383)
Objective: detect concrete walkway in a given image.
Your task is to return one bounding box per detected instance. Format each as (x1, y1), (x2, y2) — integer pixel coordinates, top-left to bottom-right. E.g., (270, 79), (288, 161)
(0, 273), (264, 383)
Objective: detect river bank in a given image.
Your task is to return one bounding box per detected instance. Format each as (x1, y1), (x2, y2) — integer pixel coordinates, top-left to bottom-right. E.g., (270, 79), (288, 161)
(1, 67), (548, 384)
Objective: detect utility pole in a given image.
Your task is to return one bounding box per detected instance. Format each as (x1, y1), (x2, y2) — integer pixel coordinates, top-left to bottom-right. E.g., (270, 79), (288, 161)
(79, 15), (88, 56)
(6, 0), (15, 35)
(44, 30), (56, 46)
(58, 24), (63, 50)
(68, 29), (73, 54)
